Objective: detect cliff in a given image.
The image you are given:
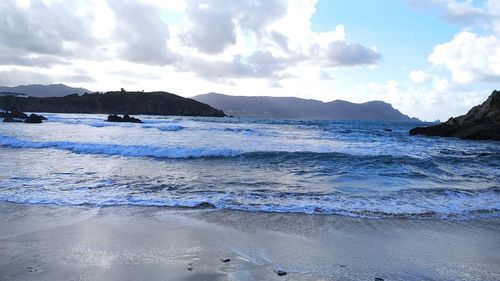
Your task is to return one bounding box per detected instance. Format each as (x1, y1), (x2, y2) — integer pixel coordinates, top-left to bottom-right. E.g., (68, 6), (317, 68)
(409, 90), (500, 141)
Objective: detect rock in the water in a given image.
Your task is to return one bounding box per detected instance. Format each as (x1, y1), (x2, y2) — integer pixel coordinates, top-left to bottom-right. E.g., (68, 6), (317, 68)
(0, 106), (28, 119)
(221, 258), (230, 263)
(24, 113), (45, 123)
(122, 114), (142, 123)
(106, 114), (142, 123)
(383, 128), (392, 132)
(277, 270), (287, 276)
(3, 117), (23, 122)
(374, 278), (384, 281)
(410, 90), (500, 141)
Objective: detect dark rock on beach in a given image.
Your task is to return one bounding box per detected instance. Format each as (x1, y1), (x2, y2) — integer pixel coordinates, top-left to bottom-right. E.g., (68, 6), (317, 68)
(107, 114), (142, 123)
(277, 270), (287, 276)
(221, 258), (230, 263)
(410, 90), (500, 141)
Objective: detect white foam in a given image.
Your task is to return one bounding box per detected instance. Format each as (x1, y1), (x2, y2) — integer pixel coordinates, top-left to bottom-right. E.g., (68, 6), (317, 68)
(0, 135), (241, 159)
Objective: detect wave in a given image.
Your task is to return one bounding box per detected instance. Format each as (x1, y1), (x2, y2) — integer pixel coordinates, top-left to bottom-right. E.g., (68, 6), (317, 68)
(0, 135), (240, 159)
(142, 124), (184, 131)
(1, 186), (498, 220)
(1, 135), (498, 165)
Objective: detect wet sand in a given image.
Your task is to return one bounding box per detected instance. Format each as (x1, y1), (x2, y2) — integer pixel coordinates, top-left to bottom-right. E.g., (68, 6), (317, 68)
(0, 202), (499, 281)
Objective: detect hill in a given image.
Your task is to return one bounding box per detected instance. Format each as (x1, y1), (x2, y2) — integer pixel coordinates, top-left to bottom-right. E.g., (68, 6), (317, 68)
(0, 84), (91, 97)
(193, 93), (418, 121)
(0, 91), (225, 117)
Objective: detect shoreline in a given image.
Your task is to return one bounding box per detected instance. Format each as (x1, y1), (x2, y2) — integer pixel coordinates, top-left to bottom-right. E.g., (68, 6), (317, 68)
(1, 202), (499, 281)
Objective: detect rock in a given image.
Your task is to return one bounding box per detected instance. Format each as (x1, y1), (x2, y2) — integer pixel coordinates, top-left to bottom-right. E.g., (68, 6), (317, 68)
(122, 114), (142, 123)
(24, 114), (45, 123)
(374, 278), (384, 281)
(221, 258), (230, 263)
(383, 128), (392, 132)
(3, 117), (23, 123)
(106, 114), (142, 123)
(277, 270), (287, 276)
(107, 114), (122, 122)
(410, 90), (500, 141)
(0, 106), (28, 119)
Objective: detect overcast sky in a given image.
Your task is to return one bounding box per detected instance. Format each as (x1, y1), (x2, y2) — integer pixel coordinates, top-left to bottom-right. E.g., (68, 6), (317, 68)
(0, 0), (499, 120)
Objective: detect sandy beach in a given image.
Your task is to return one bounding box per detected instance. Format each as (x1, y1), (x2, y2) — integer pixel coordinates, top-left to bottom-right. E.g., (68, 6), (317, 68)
(0, 203), (499, 281)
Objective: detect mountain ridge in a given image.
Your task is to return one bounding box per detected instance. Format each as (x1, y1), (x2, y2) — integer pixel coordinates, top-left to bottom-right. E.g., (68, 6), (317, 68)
(193, 92), (419, 122)
(0, 84), (91, 97)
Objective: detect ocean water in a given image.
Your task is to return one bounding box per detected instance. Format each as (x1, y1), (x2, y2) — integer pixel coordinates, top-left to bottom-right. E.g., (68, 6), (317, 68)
(0, 113), (499, 219)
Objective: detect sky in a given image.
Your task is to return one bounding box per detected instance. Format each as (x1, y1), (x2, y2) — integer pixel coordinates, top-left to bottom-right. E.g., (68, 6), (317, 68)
(0, 0), (499, 121)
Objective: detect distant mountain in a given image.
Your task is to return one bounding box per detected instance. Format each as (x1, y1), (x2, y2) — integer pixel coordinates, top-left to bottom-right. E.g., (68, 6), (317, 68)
(193, 93), (419, 121)
(0, 84), (91, 97)
(0, 91), (225, 117)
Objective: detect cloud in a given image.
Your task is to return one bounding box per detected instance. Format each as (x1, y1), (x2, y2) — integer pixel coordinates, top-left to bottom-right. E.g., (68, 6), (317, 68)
(317, 41), (381, 67)
(409, 0), (498, 26)
(0, 0), (98, 67)
(409, 70), (432, 83)
(428, 31), (500, 83)
(0, 69), (52, 86)
(180, 2), (236, 54)
(180, 0), (287, 54)
(106, 0), (177, 65)
(0, 0), (386, 109)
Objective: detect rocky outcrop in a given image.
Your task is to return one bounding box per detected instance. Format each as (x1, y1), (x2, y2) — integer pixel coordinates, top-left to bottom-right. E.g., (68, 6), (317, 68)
(410, 90), (500, 141)
(0, 91), (226, 117)
(107, 114), (142, 123)
(0, 106), (28, 119)
(24, 114), (46, 123)
(1, 107), (46, 123)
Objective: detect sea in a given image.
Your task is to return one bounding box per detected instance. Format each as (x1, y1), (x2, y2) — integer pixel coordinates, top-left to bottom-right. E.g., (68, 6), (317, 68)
(0, 113), (499, 220)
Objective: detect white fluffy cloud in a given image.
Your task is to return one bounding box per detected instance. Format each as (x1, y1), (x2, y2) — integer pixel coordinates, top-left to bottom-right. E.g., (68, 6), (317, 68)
(409, 0), (499, 25)
(428, 31), (500, 83)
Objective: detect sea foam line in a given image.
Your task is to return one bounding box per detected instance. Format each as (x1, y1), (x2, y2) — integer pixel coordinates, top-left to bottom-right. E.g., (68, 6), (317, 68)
(0, 135), (241, 159)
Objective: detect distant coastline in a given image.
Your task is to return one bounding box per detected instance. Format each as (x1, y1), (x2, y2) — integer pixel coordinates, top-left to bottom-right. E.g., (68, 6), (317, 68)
(194, 93), (420, 122)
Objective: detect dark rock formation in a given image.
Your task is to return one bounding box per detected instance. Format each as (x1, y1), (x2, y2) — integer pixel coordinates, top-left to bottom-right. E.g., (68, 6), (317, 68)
(24, 114), (45, 123)
(0, 91), (226, 117)
(410, 90), (500, 141)
(277, 270), (287, 276)
(107, 114), (142, 123)
(1, 107), (46, 123)
(3, 117), (23, 123)
(0, 106), (28, 119)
